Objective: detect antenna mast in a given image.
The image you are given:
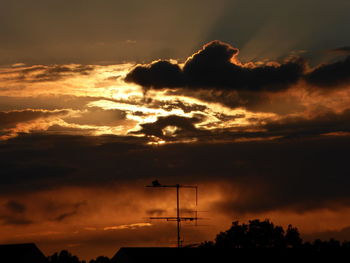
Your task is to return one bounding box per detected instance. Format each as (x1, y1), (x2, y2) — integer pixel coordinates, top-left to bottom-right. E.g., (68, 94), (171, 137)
(146, 180), (198, 248)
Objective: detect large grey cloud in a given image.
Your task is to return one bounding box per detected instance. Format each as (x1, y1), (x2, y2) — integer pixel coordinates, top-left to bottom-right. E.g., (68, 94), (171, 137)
(126, 40), (350, 97)
(304, 55), (350, 87)
(125, 41), (305, 92)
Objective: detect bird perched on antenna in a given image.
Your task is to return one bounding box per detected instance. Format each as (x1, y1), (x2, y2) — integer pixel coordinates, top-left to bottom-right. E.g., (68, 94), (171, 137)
(152, 179), (161, 187)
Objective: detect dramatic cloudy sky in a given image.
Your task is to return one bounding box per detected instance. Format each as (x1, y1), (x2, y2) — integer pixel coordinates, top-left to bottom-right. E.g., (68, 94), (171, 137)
(1, 0), (350, 260)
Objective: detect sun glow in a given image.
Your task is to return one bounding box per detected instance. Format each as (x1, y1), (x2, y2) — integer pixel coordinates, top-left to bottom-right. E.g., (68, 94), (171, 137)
(0, 63), (282, 142)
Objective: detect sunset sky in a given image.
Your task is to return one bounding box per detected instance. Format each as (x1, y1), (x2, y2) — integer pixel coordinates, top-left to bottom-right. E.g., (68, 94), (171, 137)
(1, 0), (350, 261)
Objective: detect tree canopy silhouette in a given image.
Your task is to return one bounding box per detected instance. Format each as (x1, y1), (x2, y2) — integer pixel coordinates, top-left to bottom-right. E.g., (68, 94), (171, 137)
(47, 250), (81, 263)
(201, 219), (302, 249)
(47, 250), (111, 263)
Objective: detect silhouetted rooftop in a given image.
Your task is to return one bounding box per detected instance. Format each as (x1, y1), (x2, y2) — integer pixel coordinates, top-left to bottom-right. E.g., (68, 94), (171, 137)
(0, 243), (47, 263)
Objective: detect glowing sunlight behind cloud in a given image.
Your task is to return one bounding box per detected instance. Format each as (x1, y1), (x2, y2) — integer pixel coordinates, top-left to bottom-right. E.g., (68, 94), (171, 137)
(0, 62), (284, 143)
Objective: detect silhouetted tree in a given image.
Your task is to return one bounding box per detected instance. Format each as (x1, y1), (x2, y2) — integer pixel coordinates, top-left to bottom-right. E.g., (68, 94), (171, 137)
(246, 219), (285, 248)
(342, 241), (350, 249)
(215, 221), (249, 248)
(47, 250), (82, 263)
(89, 256), (110, 263)
(312, 238), (342, 251)
(202, 219), (302, 249)
(285, 224), (303, 248)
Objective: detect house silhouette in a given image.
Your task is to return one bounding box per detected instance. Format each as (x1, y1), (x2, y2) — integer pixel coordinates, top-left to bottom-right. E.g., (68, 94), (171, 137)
(0, 243), (47, 263)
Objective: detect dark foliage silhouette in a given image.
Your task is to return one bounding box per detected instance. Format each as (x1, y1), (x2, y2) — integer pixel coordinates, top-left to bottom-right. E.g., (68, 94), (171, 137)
(285, 224), (303, 248)
(47, 250), (81, 263)
(89, 256), (111, 263)
(200, 219), (350, 251)
(208, 219), (299, 249)
(47, 251), (111, 263)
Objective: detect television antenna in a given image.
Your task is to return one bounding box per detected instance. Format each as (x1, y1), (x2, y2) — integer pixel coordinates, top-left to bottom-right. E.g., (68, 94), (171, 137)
(146, 179), (199, 248)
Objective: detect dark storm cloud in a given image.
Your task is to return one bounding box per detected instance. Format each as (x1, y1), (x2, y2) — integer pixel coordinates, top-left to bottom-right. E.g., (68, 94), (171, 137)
(5, 200), (26, 213)
(53, 201), (86, 222)
(125, 60), (183, 88)
(304, 55), (350, 87)
(125, 41), (350, 107)
(208, 136), (350, 214)
(1, 132), (350, 216)
(263, 109), (350, 138)
(165, 86), (307, 115)
(1, 200), (32, 225)
(125, 41), (305, 92)
(0, 134), (148, 195)
(53, 212), (76, 222)
(211, 108), (350, 142)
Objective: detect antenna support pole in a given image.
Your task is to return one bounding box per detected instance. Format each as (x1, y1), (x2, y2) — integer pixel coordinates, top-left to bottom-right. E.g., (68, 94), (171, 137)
(176, 184), (180, 248)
